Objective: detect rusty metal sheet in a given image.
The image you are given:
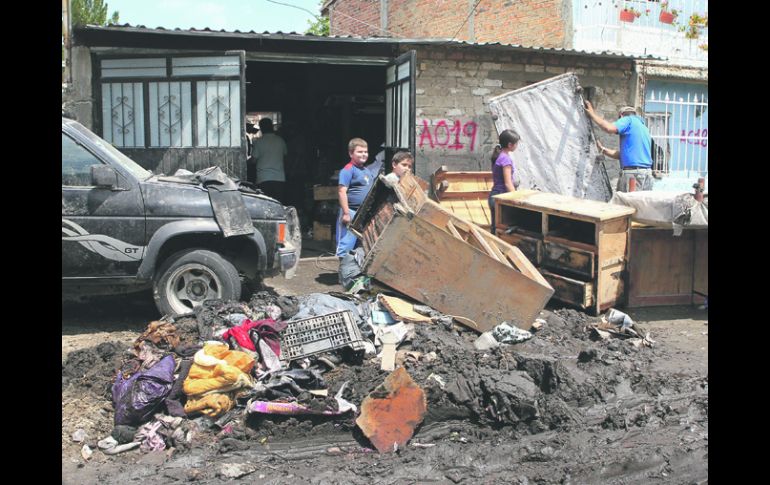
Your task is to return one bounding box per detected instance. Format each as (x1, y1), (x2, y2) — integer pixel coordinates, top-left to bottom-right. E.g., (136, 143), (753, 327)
(355, 368), (427, 453)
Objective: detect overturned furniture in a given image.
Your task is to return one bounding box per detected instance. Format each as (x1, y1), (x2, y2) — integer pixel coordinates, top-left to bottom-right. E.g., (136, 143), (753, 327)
(350, 172), (553, 332)
(430, 166), (493, 230)
(494, 190), (635, 315)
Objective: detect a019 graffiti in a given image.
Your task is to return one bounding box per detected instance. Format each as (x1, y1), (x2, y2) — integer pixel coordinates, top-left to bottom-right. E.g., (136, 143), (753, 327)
(418, 119), (478, 151)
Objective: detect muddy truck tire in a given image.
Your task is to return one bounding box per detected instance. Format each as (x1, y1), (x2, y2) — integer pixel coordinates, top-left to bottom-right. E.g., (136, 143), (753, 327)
(153, 249), (241, 317)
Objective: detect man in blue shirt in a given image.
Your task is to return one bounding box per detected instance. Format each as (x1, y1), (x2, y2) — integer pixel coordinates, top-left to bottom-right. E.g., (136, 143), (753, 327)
(336, 138), (372, 256)
(585, 102), (654, 192)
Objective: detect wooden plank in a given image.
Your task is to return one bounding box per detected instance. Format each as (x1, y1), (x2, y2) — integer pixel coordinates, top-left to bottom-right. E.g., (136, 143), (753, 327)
(469, 225), (511, 268)
(597, 262), (625, 312)
(541, 270), (594, 309)
(542, 240), (595, 279)
(495, 190), (635, 222)
(692, 230), (708, 296)
(627, 228), (694, 308)
(362, 214), (553, 332)
(598, 218), (629, 264)
(544, 234), (596, 253)
(495, 232), (541, 265)
(313, 222), (333, 242)
(445, 219), (463, 240)
(313, 185), (338, 201)
(504, 248), (541, 282)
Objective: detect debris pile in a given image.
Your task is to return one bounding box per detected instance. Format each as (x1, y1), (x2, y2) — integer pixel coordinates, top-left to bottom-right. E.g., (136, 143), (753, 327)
(62, 291), (708, 483)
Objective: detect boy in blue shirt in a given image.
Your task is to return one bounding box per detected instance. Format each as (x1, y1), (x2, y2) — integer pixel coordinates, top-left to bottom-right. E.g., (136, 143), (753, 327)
(336, 138), (372, 256)
(584, 102), (654, 192)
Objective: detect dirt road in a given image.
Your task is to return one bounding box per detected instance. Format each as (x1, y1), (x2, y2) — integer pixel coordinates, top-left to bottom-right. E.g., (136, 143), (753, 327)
(62, 258), (707, 484)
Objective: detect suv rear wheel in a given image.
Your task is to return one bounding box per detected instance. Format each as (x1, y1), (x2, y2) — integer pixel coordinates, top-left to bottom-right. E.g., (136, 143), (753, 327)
(153, 249), (241, 316)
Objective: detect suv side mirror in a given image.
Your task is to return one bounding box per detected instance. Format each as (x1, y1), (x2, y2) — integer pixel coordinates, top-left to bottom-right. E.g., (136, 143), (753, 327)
(91, 164), (118, 188)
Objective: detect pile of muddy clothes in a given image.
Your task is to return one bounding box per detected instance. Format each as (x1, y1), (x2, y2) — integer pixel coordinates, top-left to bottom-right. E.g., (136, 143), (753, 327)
(96, 290), (554, 455)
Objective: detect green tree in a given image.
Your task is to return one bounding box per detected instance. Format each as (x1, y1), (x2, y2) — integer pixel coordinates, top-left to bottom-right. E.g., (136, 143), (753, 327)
(305, 0), (329, 36)
(71, 0), (119, 27)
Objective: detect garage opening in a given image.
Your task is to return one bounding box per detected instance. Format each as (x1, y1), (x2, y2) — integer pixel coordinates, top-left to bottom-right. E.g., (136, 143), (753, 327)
(245, 60), (386, 231)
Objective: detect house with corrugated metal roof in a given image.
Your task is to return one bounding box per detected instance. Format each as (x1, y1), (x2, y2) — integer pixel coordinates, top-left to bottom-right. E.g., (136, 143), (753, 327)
(64, 23), (656, 193)
(320, 0), (708, 189)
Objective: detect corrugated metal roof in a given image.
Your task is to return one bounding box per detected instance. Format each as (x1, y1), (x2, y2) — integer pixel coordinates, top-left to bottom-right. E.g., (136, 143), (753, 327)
(77, 24), (660, 61)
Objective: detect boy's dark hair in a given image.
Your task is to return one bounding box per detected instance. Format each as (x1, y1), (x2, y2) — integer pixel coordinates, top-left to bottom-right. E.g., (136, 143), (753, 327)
(392, 151), (413, 165)
(246, 123), (258, 134)
(490, 129), (521, 165)
(258, 118), (274, 133)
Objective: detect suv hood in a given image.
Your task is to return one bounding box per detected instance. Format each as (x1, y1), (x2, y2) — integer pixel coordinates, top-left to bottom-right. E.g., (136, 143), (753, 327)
(143, 172), (286, 222)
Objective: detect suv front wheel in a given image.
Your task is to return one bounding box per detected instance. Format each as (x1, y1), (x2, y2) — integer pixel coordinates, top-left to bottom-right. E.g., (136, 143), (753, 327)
(153, 249), (241, 316)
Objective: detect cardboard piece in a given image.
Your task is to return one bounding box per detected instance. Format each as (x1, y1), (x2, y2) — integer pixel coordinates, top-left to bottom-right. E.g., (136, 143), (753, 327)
(378, 294), (433, 323)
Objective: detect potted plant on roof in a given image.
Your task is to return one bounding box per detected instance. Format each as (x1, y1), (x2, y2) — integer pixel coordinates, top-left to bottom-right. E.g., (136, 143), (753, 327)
(659, 2), (679, 24)
(620, 6), (641, 23)
(679, 12), (708, 39)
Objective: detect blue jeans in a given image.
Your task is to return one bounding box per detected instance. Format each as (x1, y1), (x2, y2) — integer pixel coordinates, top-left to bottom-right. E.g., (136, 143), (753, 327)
(488, 192), (504, 235)
(336, 208), (358, 256)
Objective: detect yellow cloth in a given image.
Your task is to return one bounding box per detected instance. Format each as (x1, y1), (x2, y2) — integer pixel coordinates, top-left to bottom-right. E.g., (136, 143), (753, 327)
(183, 342), (254, 397)
(184, 393), (234, 418)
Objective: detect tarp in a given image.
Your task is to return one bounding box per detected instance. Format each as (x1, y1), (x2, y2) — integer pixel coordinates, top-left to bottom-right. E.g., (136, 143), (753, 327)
(487, 73), (613, 201)
(609, 191), (708, 233)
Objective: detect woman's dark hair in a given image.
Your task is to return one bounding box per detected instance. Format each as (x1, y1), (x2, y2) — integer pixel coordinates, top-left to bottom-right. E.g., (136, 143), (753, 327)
(490, 129), (521, 165)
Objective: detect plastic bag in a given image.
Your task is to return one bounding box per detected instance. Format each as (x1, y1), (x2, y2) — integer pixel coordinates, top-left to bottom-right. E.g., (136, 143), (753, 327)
(112, 354), (176, 426)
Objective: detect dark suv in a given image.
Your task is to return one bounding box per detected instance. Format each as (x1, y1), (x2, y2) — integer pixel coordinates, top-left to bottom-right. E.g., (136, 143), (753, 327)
(62, 117), (300, 316)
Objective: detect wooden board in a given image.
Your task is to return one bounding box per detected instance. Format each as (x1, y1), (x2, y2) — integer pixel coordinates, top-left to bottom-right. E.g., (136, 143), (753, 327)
(441, 199), (491, 229)
(431, 169), (493, 228)
(495, 190), (635, 222)
(541, 270), (594, 309)
(693, 230), (708, 296)
(542, 240), (595, 279)
(313, 221), (333, 241)
(412, 199), (550, 289)
(627, 228), (695, 307)
(598, 218), (629, 265)
(313, 185), (338, 201)
(362, 214), (554, 332)
(495, 232), (542, 265)
(597, 262), (625, 312)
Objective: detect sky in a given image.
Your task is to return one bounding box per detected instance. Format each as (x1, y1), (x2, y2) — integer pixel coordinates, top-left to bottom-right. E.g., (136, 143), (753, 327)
(103, 0), (323, 34)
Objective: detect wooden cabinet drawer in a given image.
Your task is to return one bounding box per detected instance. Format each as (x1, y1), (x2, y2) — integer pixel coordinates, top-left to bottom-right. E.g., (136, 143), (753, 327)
(541, 270), (594, 310)
(542, 241), (595, 279)
(495, 232), (542, 264)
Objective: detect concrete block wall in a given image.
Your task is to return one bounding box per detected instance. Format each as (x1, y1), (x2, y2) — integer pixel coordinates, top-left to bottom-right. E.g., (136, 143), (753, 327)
(406, 44), (636, 184)
(330, 0), (569, 48)
(61, 46), (94, 128)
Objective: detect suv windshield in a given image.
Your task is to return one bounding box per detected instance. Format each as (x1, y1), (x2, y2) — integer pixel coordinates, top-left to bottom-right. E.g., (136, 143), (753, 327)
(66, 120), (153, 181)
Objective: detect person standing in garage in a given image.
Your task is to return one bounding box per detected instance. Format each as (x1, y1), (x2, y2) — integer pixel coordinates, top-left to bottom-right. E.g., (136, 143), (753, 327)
(252, 118), (288, 201)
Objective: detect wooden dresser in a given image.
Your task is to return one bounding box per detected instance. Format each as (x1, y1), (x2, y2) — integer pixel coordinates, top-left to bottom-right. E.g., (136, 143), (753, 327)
(494, 190), (635, 314)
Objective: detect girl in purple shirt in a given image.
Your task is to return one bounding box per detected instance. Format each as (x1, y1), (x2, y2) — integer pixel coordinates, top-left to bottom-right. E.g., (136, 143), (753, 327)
(488, 129), (521, 234)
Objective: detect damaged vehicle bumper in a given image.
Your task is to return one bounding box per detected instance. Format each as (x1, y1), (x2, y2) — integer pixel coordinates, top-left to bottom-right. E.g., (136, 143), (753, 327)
(278, 206), (302, 279)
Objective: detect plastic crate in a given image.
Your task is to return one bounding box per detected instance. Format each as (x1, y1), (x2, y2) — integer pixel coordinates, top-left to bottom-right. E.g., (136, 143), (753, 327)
(280, 310), (366, 362)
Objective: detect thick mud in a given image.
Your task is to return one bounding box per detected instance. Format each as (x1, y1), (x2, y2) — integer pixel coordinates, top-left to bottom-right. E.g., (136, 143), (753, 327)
(62, 302), (707, 484)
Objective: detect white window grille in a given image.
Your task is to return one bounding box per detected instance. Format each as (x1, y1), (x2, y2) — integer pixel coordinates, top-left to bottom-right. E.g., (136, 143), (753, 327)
(644, 90), (708, 178)
(99, 56), (241, 148)
(101, 82), (145, 147)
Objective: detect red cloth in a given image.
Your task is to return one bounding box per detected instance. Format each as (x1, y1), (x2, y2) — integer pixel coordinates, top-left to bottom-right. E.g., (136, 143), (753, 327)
(221, 319), (287, 357)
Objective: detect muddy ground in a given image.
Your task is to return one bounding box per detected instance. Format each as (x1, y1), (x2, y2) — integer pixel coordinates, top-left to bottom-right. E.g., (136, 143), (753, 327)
(62, 259), (708, 484)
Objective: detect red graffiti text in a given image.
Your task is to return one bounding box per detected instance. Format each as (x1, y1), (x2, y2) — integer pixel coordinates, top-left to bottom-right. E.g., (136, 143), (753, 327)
(419, 119), (478, 151)
(679, 128), (708, 148)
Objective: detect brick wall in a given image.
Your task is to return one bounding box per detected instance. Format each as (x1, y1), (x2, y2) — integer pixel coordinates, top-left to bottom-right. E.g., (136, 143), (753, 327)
(328, 0), (383, 37)
(330, 0), (569, 47)
(405, 44), (636, 185)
